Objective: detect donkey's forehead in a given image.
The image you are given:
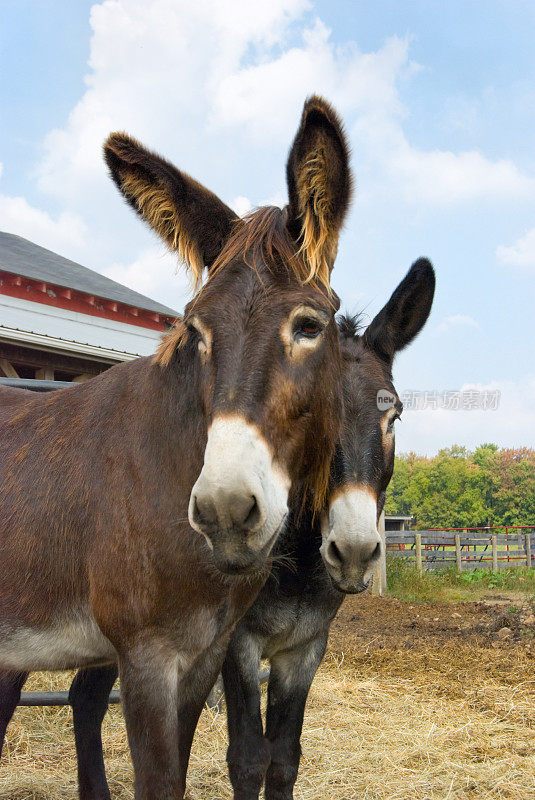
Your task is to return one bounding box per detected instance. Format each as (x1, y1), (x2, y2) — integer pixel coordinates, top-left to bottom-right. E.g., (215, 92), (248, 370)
(186, 266), (335, 325)
(343, 339), (391, 384)
(341, 340), (400, 414)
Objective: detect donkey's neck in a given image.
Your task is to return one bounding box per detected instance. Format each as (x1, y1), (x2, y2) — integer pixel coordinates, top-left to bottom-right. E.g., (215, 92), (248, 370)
(14, 351), (209, 501)
(270, 502), (325, 588)
(106, 351), (206, 477)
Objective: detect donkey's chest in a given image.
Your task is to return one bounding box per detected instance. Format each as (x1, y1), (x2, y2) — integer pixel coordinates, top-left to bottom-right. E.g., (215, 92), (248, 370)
(262, 609), (322, 658)
(243, 560), (342, 657)
(249, 592), (341, 659)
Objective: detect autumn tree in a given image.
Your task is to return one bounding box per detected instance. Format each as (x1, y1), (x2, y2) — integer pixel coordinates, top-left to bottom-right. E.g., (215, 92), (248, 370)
(385, 445), (535, 529)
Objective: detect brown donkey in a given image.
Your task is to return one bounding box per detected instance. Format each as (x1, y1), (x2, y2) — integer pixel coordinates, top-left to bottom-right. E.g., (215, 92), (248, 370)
(0, 97), (352, 799)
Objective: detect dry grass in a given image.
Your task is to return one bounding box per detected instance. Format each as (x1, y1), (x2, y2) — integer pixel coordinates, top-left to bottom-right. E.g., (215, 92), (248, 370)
(2, 601), (535, 799)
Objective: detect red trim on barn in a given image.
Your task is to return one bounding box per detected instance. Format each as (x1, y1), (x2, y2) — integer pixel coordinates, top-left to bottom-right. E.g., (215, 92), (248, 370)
(0, 270), (176, 331)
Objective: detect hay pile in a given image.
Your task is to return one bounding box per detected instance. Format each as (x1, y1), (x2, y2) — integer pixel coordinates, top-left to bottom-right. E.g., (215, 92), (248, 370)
(1, 599), (534, 799)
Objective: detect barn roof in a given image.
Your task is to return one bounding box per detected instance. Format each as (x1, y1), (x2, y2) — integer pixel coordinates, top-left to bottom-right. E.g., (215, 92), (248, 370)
(0, 231), (179, 317)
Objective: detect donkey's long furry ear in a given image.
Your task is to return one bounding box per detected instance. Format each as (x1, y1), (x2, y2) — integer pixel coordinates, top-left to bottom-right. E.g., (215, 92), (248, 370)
(364, 258), (436, 364)
(286, 96), (352, 290)
(104, 133), (237, 286)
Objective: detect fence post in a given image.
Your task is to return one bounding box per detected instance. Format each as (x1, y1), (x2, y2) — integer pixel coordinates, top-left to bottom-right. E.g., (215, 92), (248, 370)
(526, 533), (532, 568)
(492, 534), (498, 572)
(415, 533), (422, 576)
(372, 510), (387, 596)
(455, 533), (462, 572)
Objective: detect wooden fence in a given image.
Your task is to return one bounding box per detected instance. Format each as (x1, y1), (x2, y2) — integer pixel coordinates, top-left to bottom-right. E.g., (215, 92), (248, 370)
(386, 527), (535, 573)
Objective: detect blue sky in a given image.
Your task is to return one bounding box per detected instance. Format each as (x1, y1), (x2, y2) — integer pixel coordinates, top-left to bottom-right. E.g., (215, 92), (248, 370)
(1, 0), (534, 454)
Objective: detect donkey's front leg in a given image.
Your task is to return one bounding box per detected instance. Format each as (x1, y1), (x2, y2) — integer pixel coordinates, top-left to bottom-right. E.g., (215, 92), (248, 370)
(118, 642), (185, 800)
(222, 635), (271, 800)
(69, 664), (119, 800)
(0, 671), (28, 760)
(175, 636), (230, 788)
(264, 633), (328, 800)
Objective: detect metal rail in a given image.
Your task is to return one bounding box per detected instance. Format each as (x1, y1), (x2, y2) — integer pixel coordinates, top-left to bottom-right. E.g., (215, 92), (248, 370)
(18, 670), (271, 711)
(0, 378), (72, 391)
(19, 690), (121, 707)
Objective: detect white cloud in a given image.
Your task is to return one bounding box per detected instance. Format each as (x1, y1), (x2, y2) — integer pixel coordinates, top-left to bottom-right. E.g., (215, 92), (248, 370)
(497, 228), (535, 270)
(103, 246), (192, 314)
(230, 193), (287, 217)
(354, 110), (535, 205)
(36, 0), (312, 206)
(389, 143), (534, 204)
(212, 23), (413, 143)
(231, 196), (253, 216)
(28, 6), (420, 210)
(3, 0), (532, 326)
(0, 164), (87, 259)
(32, 0), (533, 223)
(396, 376), (535, 456)
(436, 314), (480, 334)
(211, 16), (534, 205)
(442, 95), (480, 134)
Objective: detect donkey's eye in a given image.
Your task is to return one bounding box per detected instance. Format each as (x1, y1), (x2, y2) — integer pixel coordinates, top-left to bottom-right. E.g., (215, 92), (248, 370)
(186, 316), (212, 360)
(187, 324), (203, 344)
(294, 318), (323, 340)
(387, 414), (400, 433)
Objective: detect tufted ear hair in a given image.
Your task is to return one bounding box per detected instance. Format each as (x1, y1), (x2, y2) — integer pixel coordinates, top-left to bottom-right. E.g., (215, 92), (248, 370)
(104, 133), (237, 287)
(364, 258), (436, 364)
(286, 95), (352, 291)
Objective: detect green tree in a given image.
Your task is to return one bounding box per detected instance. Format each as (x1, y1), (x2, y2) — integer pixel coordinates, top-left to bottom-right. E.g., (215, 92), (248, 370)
(384, 444), (535, 529)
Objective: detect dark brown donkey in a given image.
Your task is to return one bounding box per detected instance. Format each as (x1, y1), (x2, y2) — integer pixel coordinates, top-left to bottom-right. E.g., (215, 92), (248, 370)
(0, 97), (352, 799)
(222, 258), (435, 800)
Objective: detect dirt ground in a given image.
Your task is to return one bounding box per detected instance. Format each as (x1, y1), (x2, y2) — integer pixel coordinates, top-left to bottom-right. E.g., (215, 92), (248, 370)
(1, 593), (535, 799)
(330, 590), (535, 665)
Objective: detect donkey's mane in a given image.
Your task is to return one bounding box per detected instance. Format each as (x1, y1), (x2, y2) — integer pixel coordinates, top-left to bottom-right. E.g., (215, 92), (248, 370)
(153, 319), (188, 367)
(337, 312), (366, 339)
(210, 206), (331, 295)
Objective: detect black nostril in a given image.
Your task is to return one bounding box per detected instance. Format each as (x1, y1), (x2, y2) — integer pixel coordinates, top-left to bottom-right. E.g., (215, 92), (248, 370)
(327, 539), (344, 566)
(370, 542), (381, 561)
(243, 495), (261, 531)
(191, 495), (217, 529)
(191, 496), (203, 527)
